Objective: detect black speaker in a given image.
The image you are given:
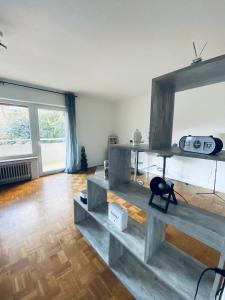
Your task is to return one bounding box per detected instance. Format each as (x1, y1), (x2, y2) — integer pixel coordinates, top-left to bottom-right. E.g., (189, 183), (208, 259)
(149, 177), (177, 213)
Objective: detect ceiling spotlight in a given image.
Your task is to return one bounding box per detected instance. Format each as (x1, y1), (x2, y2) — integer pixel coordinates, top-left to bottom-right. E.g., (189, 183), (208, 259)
(0, 31), (7, 49)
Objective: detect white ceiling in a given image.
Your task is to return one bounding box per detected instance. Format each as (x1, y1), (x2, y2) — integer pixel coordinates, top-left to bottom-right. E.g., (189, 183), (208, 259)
(0, 0), (225, 101)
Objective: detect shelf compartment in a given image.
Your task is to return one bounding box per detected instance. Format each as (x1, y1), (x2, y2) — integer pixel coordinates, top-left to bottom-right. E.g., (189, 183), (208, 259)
(147, 241), (215, 300)
(111, 182), (150, 210)
(157, 146), (225, 163)
(108, 181), (225, 252)
(88, 175), (109, 190)
(150, 197), (225, 252)
(111, 249), (186, 300)
(74, 196), (145, 262)
(76, 216), (109, 264)
(88, 175), (149, 207)
(110, 143), (225, 163)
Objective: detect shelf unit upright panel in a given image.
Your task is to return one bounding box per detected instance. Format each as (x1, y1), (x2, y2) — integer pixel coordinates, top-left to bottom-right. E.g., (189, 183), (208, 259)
(149, 80), (175, 150)
(144, 210), (165, 260)
(108, 146), (131, 189)
(108, 233), (124, 266)
(108, 145), (151, 263)
(74, 174), (110, 264)
(87, 176), (107, 211)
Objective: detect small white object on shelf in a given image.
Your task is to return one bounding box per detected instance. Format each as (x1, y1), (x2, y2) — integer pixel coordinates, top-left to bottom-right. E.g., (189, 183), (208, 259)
(133, 129), (142, 146)
(108, 202), (128, 231)
(80, 189), (87, 204)
(104, 160), (109, 180)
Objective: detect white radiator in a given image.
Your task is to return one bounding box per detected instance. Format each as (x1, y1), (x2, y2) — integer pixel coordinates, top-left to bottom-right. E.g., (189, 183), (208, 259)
(0, 161), (32, 185)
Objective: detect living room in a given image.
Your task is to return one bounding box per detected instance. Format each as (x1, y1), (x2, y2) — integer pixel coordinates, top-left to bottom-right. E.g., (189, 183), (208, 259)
(1, 1), (225, 299)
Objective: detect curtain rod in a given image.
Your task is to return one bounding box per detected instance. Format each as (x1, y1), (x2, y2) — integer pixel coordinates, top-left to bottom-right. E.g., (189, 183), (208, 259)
(0, 80), (77, 97)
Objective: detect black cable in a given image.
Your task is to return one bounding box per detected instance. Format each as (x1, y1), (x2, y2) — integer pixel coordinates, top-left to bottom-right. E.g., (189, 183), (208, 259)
(215, 287), (222, 299)
(217, 278), (225, 300)
(194, 268), (215, 300)
(194, 268), (225, 300)
(174, 190), (189, 204)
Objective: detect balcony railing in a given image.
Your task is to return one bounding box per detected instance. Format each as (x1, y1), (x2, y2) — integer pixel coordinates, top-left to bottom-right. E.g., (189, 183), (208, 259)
(40, 138), (66, 172)
(40, 137), (65, 144)
(0, 138), (31, 145)
(0, 138), (66, 172)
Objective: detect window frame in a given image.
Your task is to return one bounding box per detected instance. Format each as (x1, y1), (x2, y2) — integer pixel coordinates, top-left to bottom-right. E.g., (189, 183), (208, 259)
(0, 99), (67, 176)
(0, 100), (34, 160)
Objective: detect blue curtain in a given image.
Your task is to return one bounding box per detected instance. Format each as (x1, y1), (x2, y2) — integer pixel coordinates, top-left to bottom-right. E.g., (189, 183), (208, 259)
(65, 92), (78, 173)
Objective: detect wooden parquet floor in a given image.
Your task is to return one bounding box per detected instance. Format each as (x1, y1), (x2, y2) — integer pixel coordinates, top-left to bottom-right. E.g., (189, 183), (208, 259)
(0, 170), (225, 300)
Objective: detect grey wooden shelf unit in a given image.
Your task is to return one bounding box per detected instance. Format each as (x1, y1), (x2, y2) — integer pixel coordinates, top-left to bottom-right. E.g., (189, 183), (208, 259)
(73, 145), (225, 299)
(74, 55), (225, 299)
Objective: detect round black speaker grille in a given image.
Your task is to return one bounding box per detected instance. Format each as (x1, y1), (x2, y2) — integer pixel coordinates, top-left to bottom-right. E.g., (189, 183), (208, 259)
(150, 177), (169, 195)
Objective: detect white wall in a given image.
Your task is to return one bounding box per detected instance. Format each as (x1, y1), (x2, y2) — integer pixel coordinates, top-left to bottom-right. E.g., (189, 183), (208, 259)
(76, 97), (114, 167)
(113, 93), (151, 144)
(113, 82), (225, 193)
(0, 83), (114, 168)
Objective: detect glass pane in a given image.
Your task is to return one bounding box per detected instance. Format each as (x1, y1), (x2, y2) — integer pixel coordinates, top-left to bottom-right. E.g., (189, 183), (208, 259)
(38, 109), (66, 172)
(0, 104), (32, 157)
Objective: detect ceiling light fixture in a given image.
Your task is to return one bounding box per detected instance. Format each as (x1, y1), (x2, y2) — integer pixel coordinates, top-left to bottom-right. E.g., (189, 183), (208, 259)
(0, 31), (7, 49)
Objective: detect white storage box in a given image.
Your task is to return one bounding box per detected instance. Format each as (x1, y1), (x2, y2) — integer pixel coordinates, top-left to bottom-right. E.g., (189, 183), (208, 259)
(108, 202), (128, 231)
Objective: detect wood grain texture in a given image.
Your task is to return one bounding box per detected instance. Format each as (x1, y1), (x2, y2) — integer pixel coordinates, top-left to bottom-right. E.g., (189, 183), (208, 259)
(149, 80), (175, 150)
(109, 147), (131, 189)
(108, 234), (124, 267)
(154, 53), (225, 92)
(0, 170), (224, 299)
(87, 179), (107, 211)
(145, 213), (165, 261)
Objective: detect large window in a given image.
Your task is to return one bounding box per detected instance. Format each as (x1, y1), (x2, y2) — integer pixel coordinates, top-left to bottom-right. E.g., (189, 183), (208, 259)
(0, 101), (67, 175)
(0, 104), (32, 158)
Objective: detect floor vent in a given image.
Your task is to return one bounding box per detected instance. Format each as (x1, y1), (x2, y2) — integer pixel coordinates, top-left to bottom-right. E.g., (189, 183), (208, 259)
(0, 162), (32, 186)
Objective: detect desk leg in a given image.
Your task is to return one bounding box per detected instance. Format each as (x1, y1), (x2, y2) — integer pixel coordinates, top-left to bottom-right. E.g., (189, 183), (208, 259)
(162, 157), (166, 179)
